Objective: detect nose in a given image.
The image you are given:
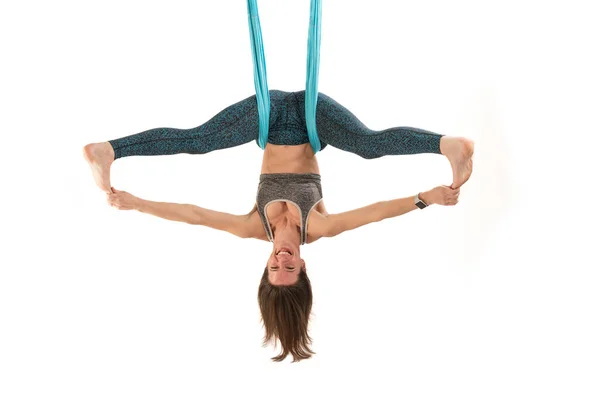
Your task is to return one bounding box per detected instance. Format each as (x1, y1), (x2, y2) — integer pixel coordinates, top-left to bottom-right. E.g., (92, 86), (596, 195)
(276, 253), (292, 264)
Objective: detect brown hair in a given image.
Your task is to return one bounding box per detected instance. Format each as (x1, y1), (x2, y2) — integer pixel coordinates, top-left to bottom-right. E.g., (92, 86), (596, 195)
(257, 266), (315, 362)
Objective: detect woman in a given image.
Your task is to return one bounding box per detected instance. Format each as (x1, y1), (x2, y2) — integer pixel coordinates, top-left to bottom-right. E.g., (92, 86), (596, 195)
(83, 89), (474, 362)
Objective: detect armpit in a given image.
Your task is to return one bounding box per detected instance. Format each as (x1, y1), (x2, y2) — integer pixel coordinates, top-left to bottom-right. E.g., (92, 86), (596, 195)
(246, 207), (270, 242)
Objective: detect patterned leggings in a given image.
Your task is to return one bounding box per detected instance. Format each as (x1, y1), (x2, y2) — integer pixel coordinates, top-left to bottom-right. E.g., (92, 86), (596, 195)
(108, 90), (443, 159)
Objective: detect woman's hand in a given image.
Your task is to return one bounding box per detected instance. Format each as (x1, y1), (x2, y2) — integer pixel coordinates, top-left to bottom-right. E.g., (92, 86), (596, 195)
(421, 186), (460, 206)
(106, 187), (140, 210)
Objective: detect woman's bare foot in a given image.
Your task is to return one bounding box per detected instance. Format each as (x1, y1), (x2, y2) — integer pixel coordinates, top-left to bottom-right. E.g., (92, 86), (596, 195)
(440, 136), (474, 189)
(83, 142), (115, 193)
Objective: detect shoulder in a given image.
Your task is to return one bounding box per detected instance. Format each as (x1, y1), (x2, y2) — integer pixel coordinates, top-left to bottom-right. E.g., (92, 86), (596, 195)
(242, 207), (270, 242)
(306, 208), (333, 241)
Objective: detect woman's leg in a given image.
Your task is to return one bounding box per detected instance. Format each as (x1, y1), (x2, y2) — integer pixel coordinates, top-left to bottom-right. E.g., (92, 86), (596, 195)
(109, 93), (262, 159)
(315, 92), (443, 158)
(84, 93), (272, 192)
(315, 92), (473, 188)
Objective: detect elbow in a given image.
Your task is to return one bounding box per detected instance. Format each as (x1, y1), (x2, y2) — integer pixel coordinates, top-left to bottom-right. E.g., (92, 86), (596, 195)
(188, 206), (206, 225)
(184, 212), (204, 225)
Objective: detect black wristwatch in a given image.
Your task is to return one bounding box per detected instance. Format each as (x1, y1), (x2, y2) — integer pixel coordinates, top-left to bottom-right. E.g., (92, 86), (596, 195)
(414, 193), (428, 209)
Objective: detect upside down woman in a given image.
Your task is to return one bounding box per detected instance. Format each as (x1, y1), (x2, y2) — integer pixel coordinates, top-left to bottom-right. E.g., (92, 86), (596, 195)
(83, 89), (474, 362)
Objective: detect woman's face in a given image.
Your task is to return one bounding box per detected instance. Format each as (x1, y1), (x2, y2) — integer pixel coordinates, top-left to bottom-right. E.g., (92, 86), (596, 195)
(267, 245), (305, 286)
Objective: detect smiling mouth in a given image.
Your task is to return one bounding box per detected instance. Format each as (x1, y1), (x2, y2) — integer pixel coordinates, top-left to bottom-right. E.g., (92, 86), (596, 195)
(276, 248), (292, 256)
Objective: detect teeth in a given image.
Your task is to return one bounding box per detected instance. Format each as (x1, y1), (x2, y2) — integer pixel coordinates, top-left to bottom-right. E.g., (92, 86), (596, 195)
(278, 251), (291, 255)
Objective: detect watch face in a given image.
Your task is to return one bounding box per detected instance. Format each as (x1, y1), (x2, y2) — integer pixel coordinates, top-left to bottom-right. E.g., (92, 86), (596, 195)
(416, 201), (427, 209)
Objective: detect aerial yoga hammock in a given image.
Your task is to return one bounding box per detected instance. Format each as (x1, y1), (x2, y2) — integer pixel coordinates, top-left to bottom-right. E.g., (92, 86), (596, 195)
(101, 0), (450, 161)
(247, 0), (323, 153)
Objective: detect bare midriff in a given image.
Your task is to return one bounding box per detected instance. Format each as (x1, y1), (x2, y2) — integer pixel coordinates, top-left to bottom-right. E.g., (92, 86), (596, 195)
(260, 143), (320, 174)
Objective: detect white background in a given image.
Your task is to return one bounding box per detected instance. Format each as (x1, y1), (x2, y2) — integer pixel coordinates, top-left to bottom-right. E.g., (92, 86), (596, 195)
(1, 0), (598, 399)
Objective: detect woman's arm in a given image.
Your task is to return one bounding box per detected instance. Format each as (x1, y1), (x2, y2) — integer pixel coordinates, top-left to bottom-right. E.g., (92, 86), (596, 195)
(107, 188), (254, 238)
(323, 186), (459, 238)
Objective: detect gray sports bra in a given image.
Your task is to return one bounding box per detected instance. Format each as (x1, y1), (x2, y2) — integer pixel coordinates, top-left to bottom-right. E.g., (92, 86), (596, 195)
(256, 173), (323, 245)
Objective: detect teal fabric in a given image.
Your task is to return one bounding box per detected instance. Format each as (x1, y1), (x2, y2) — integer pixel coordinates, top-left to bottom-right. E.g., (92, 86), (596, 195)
(305, 0), (322, 153)
(247, 0), (323, 154)
(247, 0), (270, 149)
